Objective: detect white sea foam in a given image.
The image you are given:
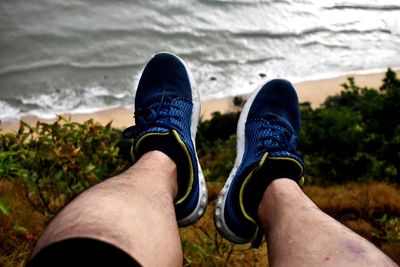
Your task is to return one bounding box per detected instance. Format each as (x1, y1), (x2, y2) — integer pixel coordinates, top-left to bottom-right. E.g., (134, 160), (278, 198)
(18, 85), (130, 119)
(0, 101), (20, 123)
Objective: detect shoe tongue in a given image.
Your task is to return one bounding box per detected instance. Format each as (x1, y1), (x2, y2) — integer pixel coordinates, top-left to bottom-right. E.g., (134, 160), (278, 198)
(263, 113), (296, 135)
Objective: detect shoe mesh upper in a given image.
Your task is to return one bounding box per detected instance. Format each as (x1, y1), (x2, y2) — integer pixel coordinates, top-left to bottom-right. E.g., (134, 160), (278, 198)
(133, 98), (193, 143)
(238, 117), (303, 174)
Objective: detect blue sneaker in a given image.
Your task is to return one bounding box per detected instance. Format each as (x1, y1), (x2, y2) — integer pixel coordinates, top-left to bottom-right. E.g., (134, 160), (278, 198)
(123, 52), (207, 227)
(214, 79), (304, 245)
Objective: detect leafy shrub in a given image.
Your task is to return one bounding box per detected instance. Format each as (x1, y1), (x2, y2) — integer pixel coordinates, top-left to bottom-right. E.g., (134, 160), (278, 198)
(300, 69), (400, 184)
(0, 117), (130, 215)
(197, 111), (239, 150)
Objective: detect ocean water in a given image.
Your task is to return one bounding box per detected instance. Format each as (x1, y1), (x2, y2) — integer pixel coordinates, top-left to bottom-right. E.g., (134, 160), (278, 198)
(1, 0), (400, 122)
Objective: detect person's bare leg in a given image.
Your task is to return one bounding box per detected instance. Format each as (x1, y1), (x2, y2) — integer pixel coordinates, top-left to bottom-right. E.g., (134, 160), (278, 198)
(30, 151), (182, 266)
(258, 178), (398, 267)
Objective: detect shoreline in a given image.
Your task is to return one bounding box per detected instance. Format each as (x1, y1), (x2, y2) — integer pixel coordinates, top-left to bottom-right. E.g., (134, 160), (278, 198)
(2, 69), (399, 133)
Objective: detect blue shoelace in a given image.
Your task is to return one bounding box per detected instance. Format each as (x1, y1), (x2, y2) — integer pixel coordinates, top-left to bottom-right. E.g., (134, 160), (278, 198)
(123, 92), (181, 139)
(253, 116), (298, 158)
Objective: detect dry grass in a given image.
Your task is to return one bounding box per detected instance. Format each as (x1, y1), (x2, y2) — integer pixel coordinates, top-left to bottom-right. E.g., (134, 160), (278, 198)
(0, 180), (48, 266)
(342, 219), (377, 242)
(381, 241), (400, 263)
(304, 181), (400, 220)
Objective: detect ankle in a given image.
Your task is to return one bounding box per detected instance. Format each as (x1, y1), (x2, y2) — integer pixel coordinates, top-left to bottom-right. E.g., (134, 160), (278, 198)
(242, 159), (303, 224)
(257, 178), (299, 226)
(135, 151), (178, 199)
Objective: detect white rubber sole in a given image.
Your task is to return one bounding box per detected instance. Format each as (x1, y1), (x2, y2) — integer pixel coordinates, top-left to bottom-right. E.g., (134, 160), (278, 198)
(214, 81), (271, 243)
(163, 52), (208, 227)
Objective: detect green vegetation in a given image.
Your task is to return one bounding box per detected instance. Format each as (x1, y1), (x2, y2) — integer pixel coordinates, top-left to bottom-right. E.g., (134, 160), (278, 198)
(0, 117), (129, 216)
(301, 69), (400, 184)
(1, 69), (400, 265)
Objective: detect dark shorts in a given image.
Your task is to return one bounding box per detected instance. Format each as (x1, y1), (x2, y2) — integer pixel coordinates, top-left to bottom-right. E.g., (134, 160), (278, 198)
(27, 238), (141, 267)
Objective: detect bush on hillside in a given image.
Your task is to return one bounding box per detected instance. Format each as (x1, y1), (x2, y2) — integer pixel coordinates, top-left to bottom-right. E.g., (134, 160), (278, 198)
(300, 69), (400, 183)
(0, 117), (130, 215)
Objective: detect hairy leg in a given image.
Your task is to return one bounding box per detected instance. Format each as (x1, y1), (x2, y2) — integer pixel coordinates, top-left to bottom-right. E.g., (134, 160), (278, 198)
(30, 151), (182, 266)
(258, 178), (398, 267)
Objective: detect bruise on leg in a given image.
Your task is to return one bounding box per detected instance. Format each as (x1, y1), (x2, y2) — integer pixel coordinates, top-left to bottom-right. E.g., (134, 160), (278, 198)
(343, 239), (367, 262)
(346, 240), (365, 255)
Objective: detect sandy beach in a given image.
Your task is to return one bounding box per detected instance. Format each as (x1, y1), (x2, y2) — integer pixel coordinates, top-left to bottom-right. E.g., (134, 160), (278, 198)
(2, 69), (399, 133)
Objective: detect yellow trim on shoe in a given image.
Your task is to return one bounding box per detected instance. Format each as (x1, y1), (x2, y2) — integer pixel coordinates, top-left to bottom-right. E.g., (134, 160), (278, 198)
(239, 152), (269, 225)
(171, 129), (194, 205)
(250, 225), (264, 248)
(298, 176), (305, 187)
(238, 154), (305, 226)
(131, 132), (170, 162)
